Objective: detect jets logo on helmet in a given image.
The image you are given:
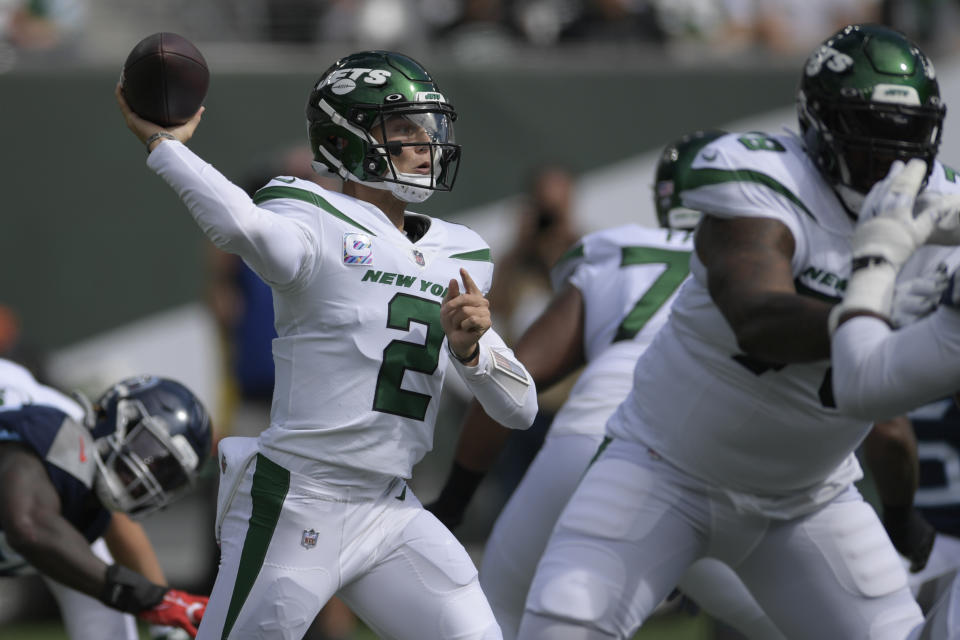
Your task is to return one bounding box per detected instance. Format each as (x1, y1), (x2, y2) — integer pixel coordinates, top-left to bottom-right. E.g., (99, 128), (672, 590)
(805, 46), (854, 76)
(306, 50), (461, 203)
(798, 24), (946, 215)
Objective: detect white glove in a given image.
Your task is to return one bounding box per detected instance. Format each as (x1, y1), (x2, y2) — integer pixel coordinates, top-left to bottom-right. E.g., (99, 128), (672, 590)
(890, 264), (949, 327)
(829, 159), (933, 335)
(916, 191), (960, 245)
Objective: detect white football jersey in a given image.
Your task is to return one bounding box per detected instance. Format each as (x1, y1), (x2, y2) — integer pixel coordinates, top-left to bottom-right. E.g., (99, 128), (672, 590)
(606, 130), (960, 517)
(0, 358), (82, 420)
(547, 225), (692, 438)
(245, 179), (496, 484)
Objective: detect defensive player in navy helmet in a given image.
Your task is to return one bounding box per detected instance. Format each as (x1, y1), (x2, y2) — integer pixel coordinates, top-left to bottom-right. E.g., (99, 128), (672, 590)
(0, 359), (212, 638)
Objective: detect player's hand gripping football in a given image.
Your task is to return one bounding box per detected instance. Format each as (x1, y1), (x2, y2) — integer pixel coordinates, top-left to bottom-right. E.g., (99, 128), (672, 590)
(115, 82), (204, 151)
(137, 589), (208, 638)
(442, 268), (490, 364)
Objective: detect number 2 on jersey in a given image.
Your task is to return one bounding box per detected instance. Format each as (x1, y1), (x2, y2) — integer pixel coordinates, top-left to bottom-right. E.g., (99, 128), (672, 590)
(613, 247), (690, 342)
(373, 293), (444, 420)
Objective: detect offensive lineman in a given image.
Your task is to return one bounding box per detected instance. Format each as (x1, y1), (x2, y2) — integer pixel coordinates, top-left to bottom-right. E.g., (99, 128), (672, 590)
(517, 25), (958, 639)
(116, 50), (537, 640)
(429, 130), (785, 639)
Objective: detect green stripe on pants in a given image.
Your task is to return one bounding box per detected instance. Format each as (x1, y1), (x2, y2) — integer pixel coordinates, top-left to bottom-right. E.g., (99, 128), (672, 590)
(222, 454), (290, 639)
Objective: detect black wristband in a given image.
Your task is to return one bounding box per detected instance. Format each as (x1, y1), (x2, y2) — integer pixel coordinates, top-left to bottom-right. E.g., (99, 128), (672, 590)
(450, 342), (479, 365)
(99, 564), (167, 613)
(436, 462), (485, 507)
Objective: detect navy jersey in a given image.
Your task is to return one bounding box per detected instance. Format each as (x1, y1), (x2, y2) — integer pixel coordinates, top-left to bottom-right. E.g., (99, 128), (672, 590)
(911, 399), (960, 537)
(0, 406), (110, 576)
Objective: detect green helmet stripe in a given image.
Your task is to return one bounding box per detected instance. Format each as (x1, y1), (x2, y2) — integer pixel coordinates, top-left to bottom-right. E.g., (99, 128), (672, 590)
(253, 186), (377, 235)
(685, 168), (814, 220)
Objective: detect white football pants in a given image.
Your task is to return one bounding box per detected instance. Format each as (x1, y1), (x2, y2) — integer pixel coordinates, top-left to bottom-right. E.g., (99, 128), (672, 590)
(198, 449), (501, 640)
(517, 438), (925, 640)
(481, 433), (784, 639)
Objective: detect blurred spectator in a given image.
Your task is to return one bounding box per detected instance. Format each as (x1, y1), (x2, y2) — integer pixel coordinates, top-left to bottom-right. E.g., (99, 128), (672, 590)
(722, 0), (880, 56)
(434, 0), (524, 63)
(489, 164), (582, 342)
(0, 0), (84, 50)
(560, 0), (665, 44)
(207, 145), (357, 640)
(472, 164), (583, 534)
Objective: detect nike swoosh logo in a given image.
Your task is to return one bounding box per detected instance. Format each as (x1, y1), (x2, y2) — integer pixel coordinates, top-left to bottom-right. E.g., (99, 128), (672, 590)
(78, 436), (87, 463)
(274, 176), (295, 183)
(395, 486), (407, 501)
(702, 150), (718, 161)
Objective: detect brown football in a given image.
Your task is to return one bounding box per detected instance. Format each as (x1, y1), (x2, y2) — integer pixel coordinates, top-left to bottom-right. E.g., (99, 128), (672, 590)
(122, 32), (209, 127)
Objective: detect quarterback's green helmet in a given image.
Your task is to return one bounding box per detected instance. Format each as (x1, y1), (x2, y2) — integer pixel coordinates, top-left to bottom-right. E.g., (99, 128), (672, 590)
(306, 51), (461, 203)
(798, 24), (945, 206)
(654, 129), (726, 230)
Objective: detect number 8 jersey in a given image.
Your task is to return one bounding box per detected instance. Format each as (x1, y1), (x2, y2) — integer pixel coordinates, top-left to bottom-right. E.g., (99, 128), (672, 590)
(606, 130), (960, 518)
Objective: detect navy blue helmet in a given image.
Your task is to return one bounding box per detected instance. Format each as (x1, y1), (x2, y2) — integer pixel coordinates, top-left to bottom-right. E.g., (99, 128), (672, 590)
(91, 376), (211, 517)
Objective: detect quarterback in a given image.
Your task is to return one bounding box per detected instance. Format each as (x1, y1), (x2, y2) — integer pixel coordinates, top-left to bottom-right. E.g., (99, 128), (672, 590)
(117, 50), (537, 640)
(430, 130), (785, 639)
(518, 25), (958, 639)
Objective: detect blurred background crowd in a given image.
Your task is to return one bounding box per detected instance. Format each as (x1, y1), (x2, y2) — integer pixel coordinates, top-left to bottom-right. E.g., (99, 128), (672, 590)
(3, 0), (960, 71)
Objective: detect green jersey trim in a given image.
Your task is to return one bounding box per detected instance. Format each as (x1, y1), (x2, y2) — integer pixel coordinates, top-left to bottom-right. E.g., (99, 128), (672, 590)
(686, 168), (815, 221)
(556, 244), (585, 267)
(222, 454), (289, 640)
(449, 248), (492, 262)
(253, 186), (377, 236)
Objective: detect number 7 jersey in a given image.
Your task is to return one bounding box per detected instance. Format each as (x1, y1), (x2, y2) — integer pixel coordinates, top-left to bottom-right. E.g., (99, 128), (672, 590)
(546, 224), (692, 438)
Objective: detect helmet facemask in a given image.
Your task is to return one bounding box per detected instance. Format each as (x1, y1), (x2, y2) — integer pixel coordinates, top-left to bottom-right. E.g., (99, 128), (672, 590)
(93, 395), (203, 518)
(311, 102), (460, 203)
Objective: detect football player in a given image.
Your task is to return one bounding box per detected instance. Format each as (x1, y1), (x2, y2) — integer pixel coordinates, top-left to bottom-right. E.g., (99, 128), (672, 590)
(516, 24), (960, 639)
(429, 129), (786, 639)
(0, 358), (211, 639)
(116, 50), (537, 640)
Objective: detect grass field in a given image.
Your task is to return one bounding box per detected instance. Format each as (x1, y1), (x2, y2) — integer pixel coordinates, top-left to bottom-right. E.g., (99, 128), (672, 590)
(1, 613), (716, 639)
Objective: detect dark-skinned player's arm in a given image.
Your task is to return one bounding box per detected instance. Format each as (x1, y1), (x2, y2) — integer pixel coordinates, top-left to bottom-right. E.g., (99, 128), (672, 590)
(697, 215), (832, 363)
(0, 442), (208, 637)
(0, 443), (107, 594)
(428, 283), (585, 530)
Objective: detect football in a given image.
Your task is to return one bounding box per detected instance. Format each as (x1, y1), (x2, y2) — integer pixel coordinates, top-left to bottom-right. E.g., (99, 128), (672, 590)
(122, 32), (209, 127)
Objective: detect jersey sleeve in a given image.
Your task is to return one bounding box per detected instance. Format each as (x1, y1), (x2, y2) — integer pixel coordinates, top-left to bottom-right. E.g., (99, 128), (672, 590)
(147, 141), (318, 289)
(446, 327), (538, 430)
(550, 240), (586, 292)
(832, 310), (960, 420)
(0, 407), (110, 542)
(680, 133), (808, 258)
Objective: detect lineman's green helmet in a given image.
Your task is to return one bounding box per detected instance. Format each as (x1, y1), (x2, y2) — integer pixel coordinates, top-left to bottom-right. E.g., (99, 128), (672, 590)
(798, 24), (945, 208)
(654, 129), (726, 230)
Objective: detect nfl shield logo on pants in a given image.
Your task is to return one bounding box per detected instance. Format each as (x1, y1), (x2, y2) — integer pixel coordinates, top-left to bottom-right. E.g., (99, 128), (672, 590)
(301, 528), (319, 550)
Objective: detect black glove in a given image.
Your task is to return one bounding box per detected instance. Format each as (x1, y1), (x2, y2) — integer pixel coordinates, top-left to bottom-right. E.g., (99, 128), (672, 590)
(424, 462), (485, 531)
(883, 505), (936, 572)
